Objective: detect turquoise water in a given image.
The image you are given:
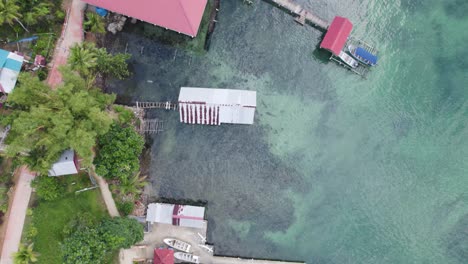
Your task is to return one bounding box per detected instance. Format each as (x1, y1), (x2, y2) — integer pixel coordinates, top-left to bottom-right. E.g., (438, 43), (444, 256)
(107, 1), (468, 263)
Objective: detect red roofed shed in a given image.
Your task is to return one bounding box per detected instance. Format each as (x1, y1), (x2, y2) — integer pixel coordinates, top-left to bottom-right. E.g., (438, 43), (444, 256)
(320, 16), (353, 56)
(82, 0), (208, 37)
(153, 248), (174, 264)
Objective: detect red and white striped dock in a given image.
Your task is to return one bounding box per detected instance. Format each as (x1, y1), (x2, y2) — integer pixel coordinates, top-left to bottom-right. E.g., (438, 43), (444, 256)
(178, 87), (256, 126)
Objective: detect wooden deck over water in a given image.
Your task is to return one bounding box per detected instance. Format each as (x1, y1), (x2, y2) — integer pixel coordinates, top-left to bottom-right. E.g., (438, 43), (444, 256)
(268, 0), (329, 30)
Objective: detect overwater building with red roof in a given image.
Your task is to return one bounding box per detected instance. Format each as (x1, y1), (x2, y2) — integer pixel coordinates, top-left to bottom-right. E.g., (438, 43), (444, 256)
(82, 0), (208, 37)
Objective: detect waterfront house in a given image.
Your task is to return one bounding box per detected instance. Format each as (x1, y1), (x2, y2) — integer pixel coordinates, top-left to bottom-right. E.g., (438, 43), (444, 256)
(48, 150), (80, 176)
(82, 0), (208, 37)
(146, 203), (206, 229)
(0, 49), (24, 94)
(178, 87), (257, 125)
(319, 16), (353, 56)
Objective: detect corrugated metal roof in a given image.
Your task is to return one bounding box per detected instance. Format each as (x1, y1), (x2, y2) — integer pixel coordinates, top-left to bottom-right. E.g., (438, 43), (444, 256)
(146, 203), (206, 229)
(0, 49), (23, 94)
(320, 16), (353, 56)
(82, 0), (207, 37)
(178, 87), (257, 125)
(154, 249), (174, 264)
(48, 150), (78, 176)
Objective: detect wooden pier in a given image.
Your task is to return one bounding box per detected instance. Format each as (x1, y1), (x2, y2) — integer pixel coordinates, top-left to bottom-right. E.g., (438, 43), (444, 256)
(268, 0), (329, 30)
(138, 119), (164, 134)
(136, 101), (178, 110)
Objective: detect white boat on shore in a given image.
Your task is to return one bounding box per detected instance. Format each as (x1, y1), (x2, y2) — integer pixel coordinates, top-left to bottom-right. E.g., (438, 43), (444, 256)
(163, 238), (191, 253)
(174, 252), (200, 263)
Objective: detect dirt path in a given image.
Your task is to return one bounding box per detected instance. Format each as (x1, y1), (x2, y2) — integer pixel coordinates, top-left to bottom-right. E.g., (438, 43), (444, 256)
(0, 167), (35, 264)
(89, 166), (120, 217)
(47, 0), (86, 88)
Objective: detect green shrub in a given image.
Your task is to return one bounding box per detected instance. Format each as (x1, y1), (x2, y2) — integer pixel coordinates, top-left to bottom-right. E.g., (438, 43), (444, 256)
(26, 225), (38, 241)
(61, 217), (144, 264)
(113, 105), (135, 125)
(116, 201), (134, 216)
(94, 123), (144, 180)
(32, 176), (64, 201)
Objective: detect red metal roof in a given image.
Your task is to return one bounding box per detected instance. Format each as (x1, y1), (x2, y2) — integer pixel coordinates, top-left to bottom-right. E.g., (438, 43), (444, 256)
(83, 0), (208, 37)
(153, 249), (174, 264)
(320, 16), (353, 56)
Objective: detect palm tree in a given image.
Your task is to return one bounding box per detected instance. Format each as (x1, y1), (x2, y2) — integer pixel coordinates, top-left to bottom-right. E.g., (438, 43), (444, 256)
(69, 43), (97, 77)
(24, 3), (51, 26)
(0, 0), (29, 32)
(84, 12), (106, 34)
(13, 243), (39, 264)
(113, 172), (147, 199)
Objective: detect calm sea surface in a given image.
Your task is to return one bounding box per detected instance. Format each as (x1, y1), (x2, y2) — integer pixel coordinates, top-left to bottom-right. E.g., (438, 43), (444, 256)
(107, 1), (468, 263)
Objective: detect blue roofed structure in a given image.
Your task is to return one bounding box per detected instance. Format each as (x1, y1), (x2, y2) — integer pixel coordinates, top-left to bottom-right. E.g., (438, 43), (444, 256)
(355, 47), (378, 65)
(0, 49), (24, 94)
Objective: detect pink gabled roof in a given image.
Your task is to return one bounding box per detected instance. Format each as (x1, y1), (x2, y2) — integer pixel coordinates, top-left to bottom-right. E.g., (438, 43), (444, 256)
(153, 248), (174, 264)
(83, 0), (208, 37)
(320, 16), (353, 56)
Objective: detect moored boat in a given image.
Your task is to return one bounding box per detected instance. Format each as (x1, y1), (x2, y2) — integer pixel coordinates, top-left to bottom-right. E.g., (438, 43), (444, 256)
(348, 45), (378, 66)
(174, 252), (200, 263)
(338, 51), (359, 69)
(163, 238), (191, 253)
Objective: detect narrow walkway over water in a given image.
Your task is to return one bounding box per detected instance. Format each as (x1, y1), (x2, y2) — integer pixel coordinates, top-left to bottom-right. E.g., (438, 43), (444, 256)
(266, 0), (329, 30)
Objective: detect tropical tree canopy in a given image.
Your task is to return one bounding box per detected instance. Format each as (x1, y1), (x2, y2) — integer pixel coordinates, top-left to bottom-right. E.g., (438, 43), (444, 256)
(69, 42), (131, 79)
(112, 172), (147, 199)
(94, 123), (144, 180)
(84, 12), (105, 34)
(61, 217), (143, 264)
(0, 0), (21, 25)
(13, 243), (39, 264)
(3, 69), (115, 174)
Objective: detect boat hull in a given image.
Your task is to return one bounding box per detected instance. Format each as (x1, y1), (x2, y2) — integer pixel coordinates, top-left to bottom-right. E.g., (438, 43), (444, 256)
(163, 238), (192, 253)
(348, 45), (377, 66)
(174, 252), (199, 263)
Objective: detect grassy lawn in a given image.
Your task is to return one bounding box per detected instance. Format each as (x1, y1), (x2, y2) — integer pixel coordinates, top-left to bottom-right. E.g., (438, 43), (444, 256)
(27, 175), (110, 264)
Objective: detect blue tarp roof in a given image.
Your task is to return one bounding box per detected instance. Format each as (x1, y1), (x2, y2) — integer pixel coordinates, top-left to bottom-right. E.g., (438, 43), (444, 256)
(95, 7), (108, 17)
(356, 47), (378, 65)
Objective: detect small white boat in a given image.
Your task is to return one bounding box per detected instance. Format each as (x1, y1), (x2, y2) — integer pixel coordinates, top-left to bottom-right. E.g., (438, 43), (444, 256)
(338, 51), (359, 69)
(174, 252), (199, 263)
(163, 238), (191, 253)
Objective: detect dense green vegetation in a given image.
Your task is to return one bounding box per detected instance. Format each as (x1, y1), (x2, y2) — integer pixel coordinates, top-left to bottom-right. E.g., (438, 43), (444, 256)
(1, 68), (115, 174)
(31, 176), (65, 201)
(61, 217), (143, 264)
(69, 42), (131, 80)
(0, 157), (15, 213)
(26, 187), (108, 264)
(94, 123), (144, 181)
(0, 0), (64, 40)
(84, 12), (105, 34)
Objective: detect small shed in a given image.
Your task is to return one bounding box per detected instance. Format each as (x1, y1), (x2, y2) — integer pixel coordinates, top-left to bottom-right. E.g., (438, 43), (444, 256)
(146, 203), (206, 229)
(82, 0), (208, 37)
(0, 49), (24, 94)
(178, 87), (257, 126)
(320, 16), (353, 56)
(153, 248), (174, 264)
(48, 150), (79, 176)
(34, 55), (46, 66)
